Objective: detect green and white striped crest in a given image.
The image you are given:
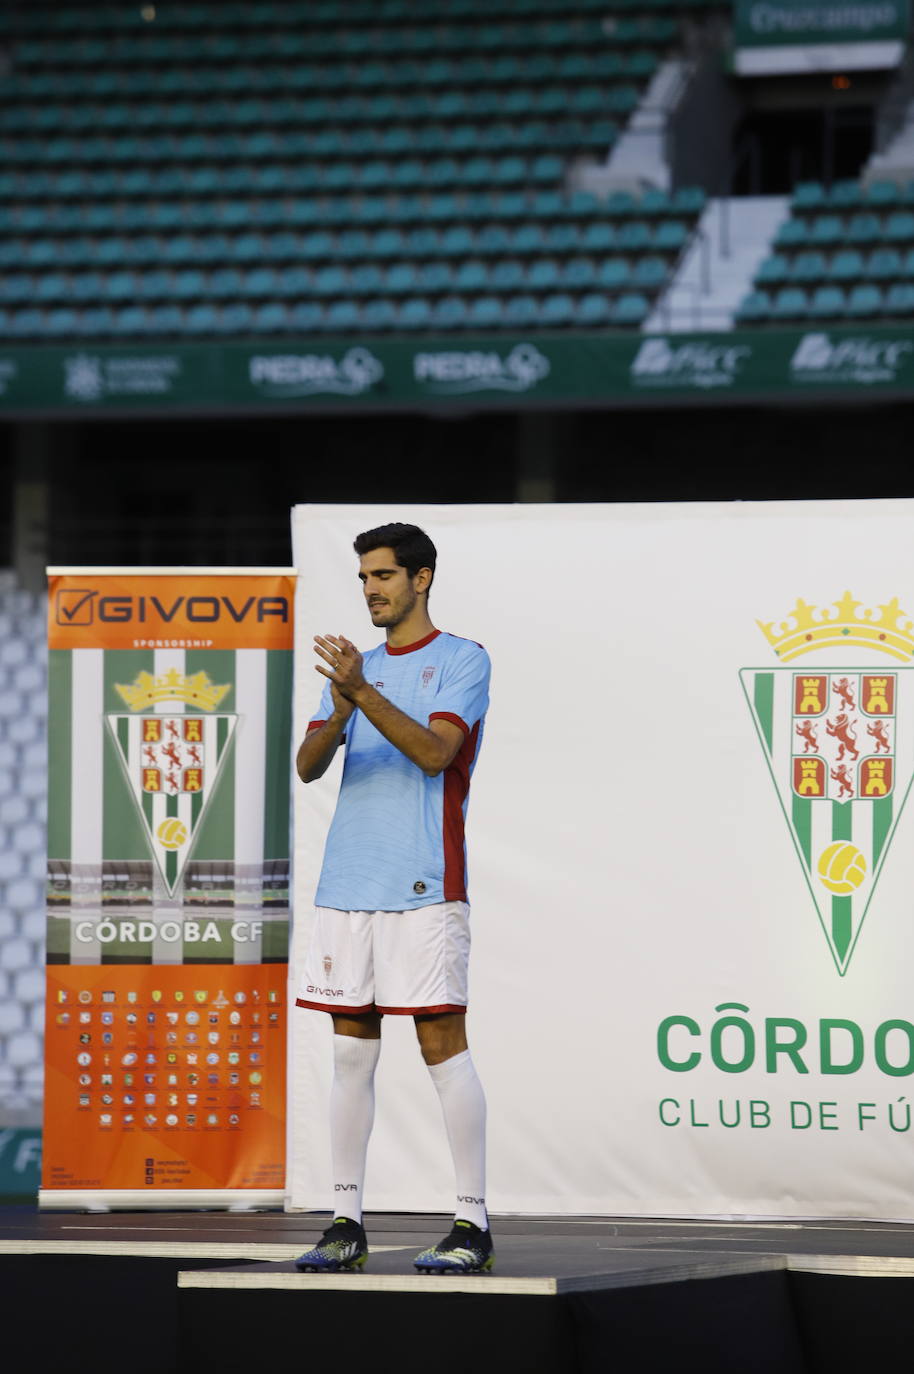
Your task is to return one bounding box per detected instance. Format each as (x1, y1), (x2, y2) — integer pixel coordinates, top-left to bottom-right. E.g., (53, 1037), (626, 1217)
(742, 667), (914, 975)
(105, 712), (237, 895)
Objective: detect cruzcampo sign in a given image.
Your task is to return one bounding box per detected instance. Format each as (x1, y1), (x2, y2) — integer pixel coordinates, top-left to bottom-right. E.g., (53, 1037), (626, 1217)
(1, 327), (914, 413)
(733, 0), (909, 71)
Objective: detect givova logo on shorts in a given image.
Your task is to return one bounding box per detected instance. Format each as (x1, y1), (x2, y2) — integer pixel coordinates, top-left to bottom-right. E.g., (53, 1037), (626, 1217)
(105, 668), (237, 895)
(742, 591), (914, 975)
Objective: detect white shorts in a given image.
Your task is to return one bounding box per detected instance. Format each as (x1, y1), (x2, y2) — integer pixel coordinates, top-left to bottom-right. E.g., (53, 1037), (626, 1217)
(296, 901), (470, 1016)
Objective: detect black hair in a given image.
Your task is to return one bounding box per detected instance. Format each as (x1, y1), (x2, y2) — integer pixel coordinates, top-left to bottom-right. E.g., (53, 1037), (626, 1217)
(353, 523), (437, 590)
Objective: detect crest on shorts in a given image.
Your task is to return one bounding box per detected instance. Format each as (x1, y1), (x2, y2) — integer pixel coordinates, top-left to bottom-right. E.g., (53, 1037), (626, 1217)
(741, 592), (914, 975)
(106, 670), (236, 895)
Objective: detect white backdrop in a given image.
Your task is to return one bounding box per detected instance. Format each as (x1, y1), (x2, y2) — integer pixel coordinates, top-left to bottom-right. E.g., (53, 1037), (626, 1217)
(287, 500), (914, 1219)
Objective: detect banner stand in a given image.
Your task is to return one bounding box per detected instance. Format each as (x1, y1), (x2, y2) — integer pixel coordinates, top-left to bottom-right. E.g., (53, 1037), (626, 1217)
(41, 566), (295, 1211)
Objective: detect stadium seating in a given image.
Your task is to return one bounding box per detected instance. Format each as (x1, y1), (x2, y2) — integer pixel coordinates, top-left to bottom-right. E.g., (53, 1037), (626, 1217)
(737, 179), (914, 325)
(0, 1), (709, 336)
(0, 576), (46, 1117)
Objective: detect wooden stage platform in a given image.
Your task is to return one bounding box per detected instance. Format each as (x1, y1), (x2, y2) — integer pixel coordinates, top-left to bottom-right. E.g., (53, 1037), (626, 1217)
(5, 1207), (914, 1372)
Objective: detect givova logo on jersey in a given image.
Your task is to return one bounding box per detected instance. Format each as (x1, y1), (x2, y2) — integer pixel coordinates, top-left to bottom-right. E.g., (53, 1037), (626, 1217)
(106, 668), (237, 895)
(741, 591), (914, 975)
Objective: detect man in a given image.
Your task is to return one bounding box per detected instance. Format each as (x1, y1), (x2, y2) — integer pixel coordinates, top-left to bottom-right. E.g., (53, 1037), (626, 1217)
(294, 522), (493, 1275)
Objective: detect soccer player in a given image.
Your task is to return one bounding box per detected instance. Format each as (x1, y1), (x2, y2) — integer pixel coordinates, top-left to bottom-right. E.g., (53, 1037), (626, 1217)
(294, 523), (493, 1276)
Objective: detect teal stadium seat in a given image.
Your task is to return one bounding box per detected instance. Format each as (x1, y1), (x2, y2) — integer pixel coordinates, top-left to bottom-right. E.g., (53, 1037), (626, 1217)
(756, 254), (790, 285)
(846, 284), (883, 318)
(885, 211), (914, 243)
(828, 250), (865, 282)
(772, 287), (808, 319)
(846, 214), (881, 245)
(610, 293), (649, 325)
(808, 285), (845, 318)
(884, 282), (914, 315)
(503, 294), (538, 327)
(865, 249), (903, 280)
(576, 293), (611, 325)
(790, 251), (828, 283)
(735, 290), (772, 323)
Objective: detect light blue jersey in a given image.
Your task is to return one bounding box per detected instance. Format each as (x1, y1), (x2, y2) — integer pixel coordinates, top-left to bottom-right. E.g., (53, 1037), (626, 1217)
(310, 629), (490, 911)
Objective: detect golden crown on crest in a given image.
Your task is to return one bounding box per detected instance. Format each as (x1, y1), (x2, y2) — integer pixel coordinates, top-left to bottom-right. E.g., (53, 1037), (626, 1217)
(757, 591), (914, 663)
(113, 669), (231, 712)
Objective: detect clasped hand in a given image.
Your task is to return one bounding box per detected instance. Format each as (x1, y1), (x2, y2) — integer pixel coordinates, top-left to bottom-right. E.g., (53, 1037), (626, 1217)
(314, 634), (366, 712)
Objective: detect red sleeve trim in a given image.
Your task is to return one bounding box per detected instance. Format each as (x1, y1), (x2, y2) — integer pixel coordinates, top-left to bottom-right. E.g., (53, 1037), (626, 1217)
(295, 998), (376, 1015)
(306, 720), (325, 732)
(429, 710), (469, 736)
(374, 1003), (467, 1016)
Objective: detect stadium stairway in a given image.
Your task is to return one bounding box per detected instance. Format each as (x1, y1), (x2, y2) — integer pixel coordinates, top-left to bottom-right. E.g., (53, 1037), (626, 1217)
(645, 195), (788, 331)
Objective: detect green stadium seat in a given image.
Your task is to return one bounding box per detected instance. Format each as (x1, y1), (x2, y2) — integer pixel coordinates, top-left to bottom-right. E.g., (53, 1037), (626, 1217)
(756, 254), (790, 285)
(538, 292), (574, 326)
(903, 247), (914, 277)
(397, 297), (432, 330)
(580, 222), (617, 253)
(324, 300), (361, 332)
(489, 260), (525, 292)
(631, 256), (668, 289)
(76, 306), (117, 337)
(653, 221), (689, 252)
(431, 296), (469, 329)
(826, 249), (863, 282)
(453, 261), (489, 293)
(791, 184), (824, 212)
(884, 211), (914, 243)
(735, 290), (771, 323)
(218, 303), (254, 334)
(598, 258), (631, 290)
(616, 221), (651, 251)
(846, 213), (881, 245)
(771, 287), (809, 320)
(502, 293), (538, 326)
(610, 293), (649, 325)
(361, 299), (397, 331)
(207, 268), (245, 300)
(474, 225), (512, 257)
(288, 301), (324, 333)
(866, 181), (900, 210)
(527, 259), (561, 291)
(865, 248), (903, 280)
(576, 292), (611, 325)
(184, 302), (221, 334)
(810, 216), (843, 246)
(385, 263), (419, 295)
(773, 219), (807, 250)
(790, 251), (828, 283)
(241, 267), (279, 299)
(808, 285), (845, 318)
(845, 284), (883, 318)
(563, 257), (598, 289)
(146, 305), (185, 336)
(312, 265), (348, 296)
(113, 305), (152, 336)
(350, 264), (387, 295)
(466, 296), (502, 328)
(437, 226), (476, 258)
(828, 180), (863, 211)
(884, 282), (914, 315)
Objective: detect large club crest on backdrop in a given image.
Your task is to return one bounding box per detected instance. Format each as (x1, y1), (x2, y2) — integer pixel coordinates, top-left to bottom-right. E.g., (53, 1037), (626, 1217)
(742, 591), (914, 975)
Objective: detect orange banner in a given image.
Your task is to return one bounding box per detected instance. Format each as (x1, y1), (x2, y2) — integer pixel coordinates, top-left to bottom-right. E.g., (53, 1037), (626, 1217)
(43, 965), (286, 1193)
(47, 573), (295, 651)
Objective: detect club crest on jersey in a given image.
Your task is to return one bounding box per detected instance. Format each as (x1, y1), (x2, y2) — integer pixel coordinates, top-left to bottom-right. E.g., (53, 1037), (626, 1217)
(741, 591), (914, 976)
(421, 666), (437, 687)
(106, 670), (237, 896)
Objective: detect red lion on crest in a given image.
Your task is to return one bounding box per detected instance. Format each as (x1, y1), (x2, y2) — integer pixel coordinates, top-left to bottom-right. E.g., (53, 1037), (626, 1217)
(826, 712), (859, 761)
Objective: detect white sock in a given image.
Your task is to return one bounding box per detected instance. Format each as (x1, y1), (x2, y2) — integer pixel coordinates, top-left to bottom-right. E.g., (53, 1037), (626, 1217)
(427, 1049), (488, 1230)
(330, 1034), (381, 1224)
